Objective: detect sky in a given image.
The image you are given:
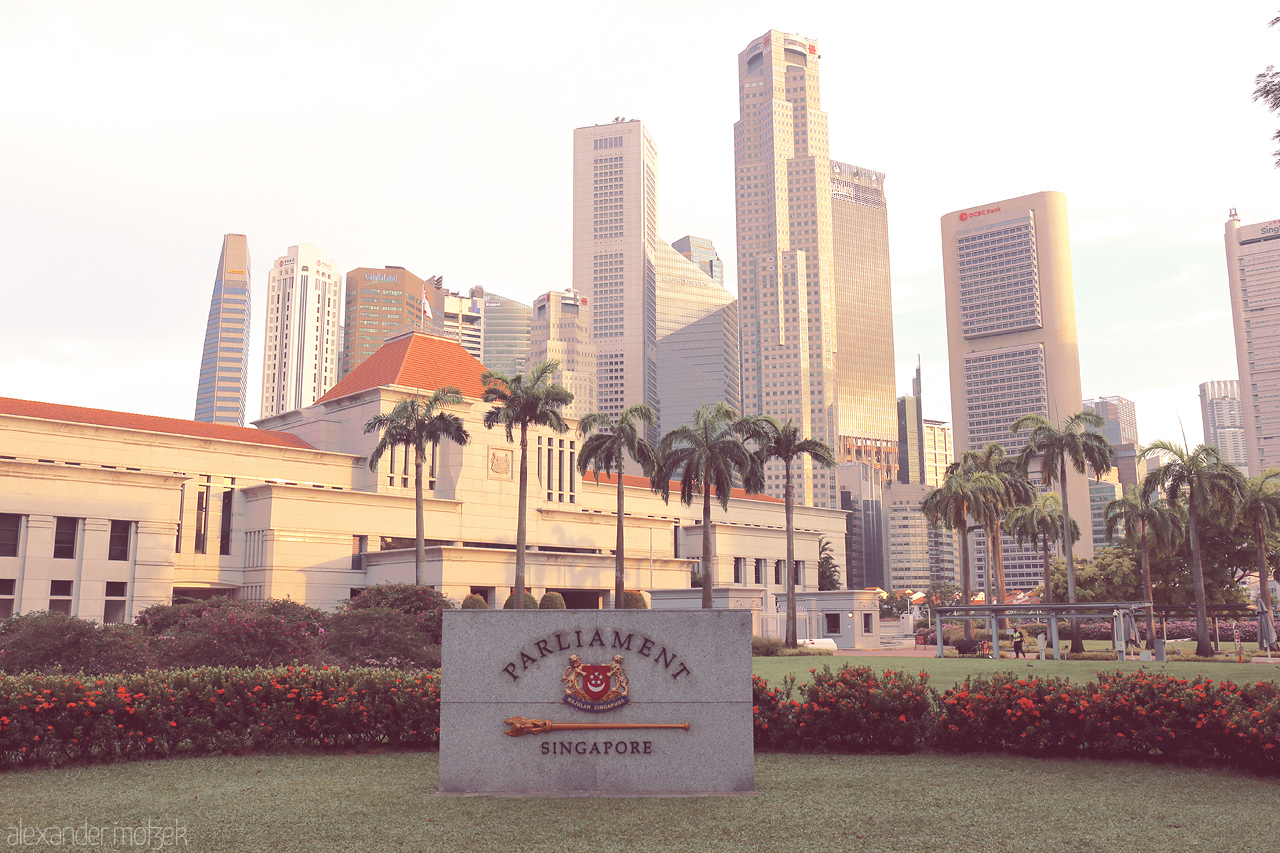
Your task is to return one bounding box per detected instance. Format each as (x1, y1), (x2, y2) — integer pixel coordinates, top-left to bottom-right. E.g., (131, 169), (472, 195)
(3, 0), (1279, 449)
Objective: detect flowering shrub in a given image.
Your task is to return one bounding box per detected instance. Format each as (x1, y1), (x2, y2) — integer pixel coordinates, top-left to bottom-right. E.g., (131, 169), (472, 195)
(148, 605), (322, 669)
(341, 585), (453, 645)
(0, 612), (157, 676)
(322, 607), (440, 669)
(0, 666), (441, 768)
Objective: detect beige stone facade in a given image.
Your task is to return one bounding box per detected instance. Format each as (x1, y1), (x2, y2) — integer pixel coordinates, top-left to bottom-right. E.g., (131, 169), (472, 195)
(0, 334), (846, 621)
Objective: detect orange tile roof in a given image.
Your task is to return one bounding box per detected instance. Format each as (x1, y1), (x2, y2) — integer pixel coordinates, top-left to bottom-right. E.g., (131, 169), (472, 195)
(0, 397), (315, 450)
(584, 470), (785, 504)
(317, 332), (488, 405)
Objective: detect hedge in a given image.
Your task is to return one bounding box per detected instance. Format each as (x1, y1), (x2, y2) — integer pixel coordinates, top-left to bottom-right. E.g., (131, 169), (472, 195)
(3, 665), (1276, 775)
(0, 666), (439, 768)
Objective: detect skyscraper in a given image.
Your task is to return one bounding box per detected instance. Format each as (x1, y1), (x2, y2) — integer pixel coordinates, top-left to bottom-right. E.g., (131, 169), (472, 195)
(942, 191), (1092, 591)
(194, 234), (251, 426)
(573, 121), (739, 435)
(1199, 380), (1247, 470)
(441, 286), (484, 361)
(530, 289), (597, 420)
(1084, 395), (1146, 492)
(1224, 210), (1280, 475)
(340, 266), (444, 378)
(260, 244), (342, 419)
(480, 291), (533, 377)
(734, 31), (897, 509)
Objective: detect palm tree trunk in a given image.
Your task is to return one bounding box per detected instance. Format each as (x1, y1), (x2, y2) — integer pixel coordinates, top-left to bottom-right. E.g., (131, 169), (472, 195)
(1060, 457), (1084, 654)
(1141, 520), (1156, 651)
(1187, 499), (1213, 657)
(959, 524), (973, 642)
(615, 472), (625, 609)
(785, 459), (797, 648)
(515, 423), (529, 609)
(701, 481), (713, 609)
(992, 519), (1008, 632)
(1254, 519), (1277, 651)
(414, 446), (426, 587)
(1040, 532), (1053, 649)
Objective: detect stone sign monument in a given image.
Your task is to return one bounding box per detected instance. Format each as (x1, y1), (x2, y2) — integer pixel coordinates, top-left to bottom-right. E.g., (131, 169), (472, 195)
(439, 609), (753, 794)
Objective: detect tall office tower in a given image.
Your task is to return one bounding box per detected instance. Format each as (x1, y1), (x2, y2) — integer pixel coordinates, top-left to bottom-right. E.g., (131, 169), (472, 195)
(572, 120), (662, 428)
(260, 244), (343, 419)
(734, 31), (898, 509)
(671, 235), (724, 286)
(530, 289), (597, 420)
(922, 420), (952, 488)
(840, 461), (883, 590)
(1084, 395), (1145, 492)
(1226, 210), (1280, 475)
(942, 191), (1092, 594)
(480, 291), (533, 377)
(1200, 380), (1248, 470)
(194, 234), (251, 426)
(654, 239), (740, 434)
(897, 363), (925, 485)
(340, 267), (444, 378)
(1089, 474), (1122, 550)
(442, 286), (484, 361)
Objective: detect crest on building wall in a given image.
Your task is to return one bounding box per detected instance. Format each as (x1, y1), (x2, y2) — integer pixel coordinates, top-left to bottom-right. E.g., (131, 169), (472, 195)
(488, 449), (513, 478)
(561, 654), (630, 712)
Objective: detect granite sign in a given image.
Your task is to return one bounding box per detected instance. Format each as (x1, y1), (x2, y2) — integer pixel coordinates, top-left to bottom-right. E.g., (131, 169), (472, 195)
(438, 610), (753, 795)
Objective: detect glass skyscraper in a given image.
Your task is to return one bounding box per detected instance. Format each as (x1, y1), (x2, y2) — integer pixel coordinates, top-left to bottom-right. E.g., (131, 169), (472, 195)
(194, 234), (251, 426)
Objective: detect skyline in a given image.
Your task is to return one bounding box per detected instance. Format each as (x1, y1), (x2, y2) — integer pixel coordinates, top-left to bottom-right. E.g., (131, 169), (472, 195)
(3, 2), (1280, 450)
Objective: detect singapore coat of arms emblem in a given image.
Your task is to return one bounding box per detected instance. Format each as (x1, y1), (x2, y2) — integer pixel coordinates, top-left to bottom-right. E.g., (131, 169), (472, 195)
(561, 653), (629, 712)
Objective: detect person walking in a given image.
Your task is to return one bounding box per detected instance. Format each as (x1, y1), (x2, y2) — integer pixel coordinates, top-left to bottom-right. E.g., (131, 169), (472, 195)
(1012, 627), (1026, 658)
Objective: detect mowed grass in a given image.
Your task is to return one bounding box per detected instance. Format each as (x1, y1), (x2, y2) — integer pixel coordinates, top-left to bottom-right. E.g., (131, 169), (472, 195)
(4, 751), (1277, 853)
(752, 654), (1280, 691)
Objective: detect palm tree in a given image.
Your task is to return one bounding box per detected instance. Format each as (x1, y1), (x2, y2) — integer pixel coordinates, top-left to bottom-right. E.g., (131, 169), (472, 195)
(953, 443), (1036, 618)
(577, 404), (658, 609)
(481, 360), (574, 609)
(1236, 469), (1280, 651)
(651, 402), (763, 609)
(751, 417), (836, 647)
(364, 388), (470, 585)
(1105, 485), (1186, 650)
(1012, 411), (1115, 653)
(921, 466), (1002, 641)
(1140, 441), (1246, 657)
(1005, 492), (1080, 609)
(817, 536), (841, 591)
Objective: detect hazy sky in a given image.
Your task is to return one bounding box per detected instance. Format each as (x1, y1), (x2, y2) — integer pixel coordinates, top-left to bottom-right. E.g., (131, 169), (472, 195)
(3, 1), (1279, 448)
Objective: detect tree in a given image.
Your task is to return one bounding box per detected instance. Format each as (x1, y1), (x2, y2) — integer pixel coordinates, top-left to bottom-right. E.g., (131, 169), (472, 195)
(1141, 441), (1246, 657)
(577, 404), (658, 609)
(879, 590), (912, 619)
(1236, 469), (1280, 650)
(364, 389), (470, 586)
(1012, 411), (1114, 653)
(481, 360), (574, 608)
(651, 402), (763, 609)
(953, 443), (1035, 619)
(919, 581), (960, 623)
(750, 417), (836, 647)
(921, 466), (1002, 640)
(1253, 14), (1280, 167)
(1048, 548), (1142, 604)
(1004, 492), (1080, 608)
(1105, 485), (1186, 649)
(817, 536), (841, 591)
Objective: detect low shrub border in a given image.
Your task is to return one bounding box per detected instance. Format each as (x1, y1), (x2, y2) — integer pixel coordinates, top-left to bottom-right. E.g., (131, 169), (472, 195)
(0, 666), (439, 768)
(3, 665), (1276, 775)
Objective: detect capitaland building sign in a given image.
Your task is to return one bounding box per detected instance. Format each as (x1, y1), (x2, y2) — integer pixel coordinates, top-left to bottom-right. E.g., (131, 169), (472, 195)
(439, 611), (752, 794)
(364, 272), (399, 283)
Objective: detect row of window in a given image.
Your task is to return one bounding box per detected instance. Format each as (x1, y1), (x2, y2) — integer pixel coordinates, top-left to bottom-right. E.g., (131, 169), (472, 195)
(0, 516), (132, 561)
(731, 557), (804, 585)
(0, 579), (127, 621)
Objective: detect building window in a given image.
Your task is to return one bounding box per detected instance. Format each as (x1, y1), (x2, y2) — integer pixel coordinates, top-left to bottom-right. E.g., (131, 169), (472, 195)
(50, 579), (72, 614)
(352, 535), (368, 571)
(104, 582), (127, 624)
(219, 487), (234, 556)
(793, 560), (804, 587)
(733, 557), (745, 584)
(108, 520), (131, 561)
(754, 559), (766, 585)
(194, 477), (211, 554)
(774, 560), (784, 585)
(53, 518), (78, 560)
(0, 578), (14, 619)
(0, 514), (20, 557)
(862, 612), (874, 634)
(825, 613), (840, 635)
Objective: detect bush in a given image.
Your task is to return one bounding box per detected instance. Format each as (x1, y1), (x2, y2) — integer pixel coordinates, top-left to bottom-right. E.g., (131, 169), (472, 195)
(460, 594), (489, 610)
(136, 597), (328, 639)
(341, 585), (454, 645)
(0, 612), (157, 675)
(503, 592), (539, 610)
(622, 590), (648, 609)
(149, 602), (321, 670)
(539, 592), (566, 610)
(752, 636), (784, 657)
(0, 665), (441, 768)
(322, 607), (440, 668)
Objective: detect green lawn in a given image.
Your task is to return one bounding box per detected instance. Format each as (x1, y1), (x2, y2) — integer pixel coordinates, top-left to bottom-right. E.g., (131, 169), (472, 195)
(753, 654), (1280, 692)
(4, 751), (1274, 852)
